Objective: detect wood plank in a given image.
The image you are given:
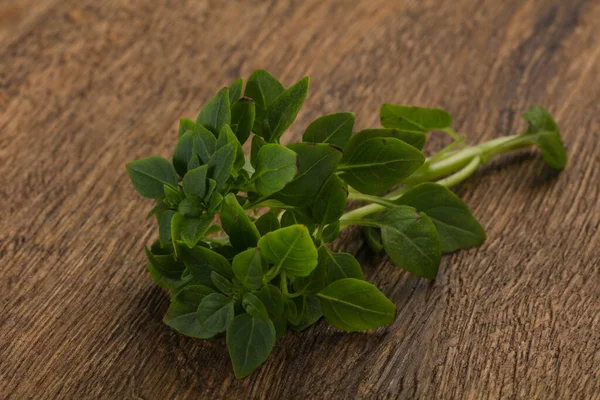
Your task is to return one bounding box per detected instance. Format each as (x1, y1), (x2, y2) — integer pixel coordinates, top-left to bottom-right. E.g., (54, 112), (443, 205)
(1, 0), (598, 398)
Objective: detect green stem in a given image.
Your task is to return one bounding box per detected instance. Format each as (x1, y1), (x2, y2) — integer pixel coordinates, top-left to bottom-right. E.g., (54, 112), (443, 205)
(347, 193), (401, 209)
(280, 271), (289, 296)
(339, 218), (380, 228)
(313, 225), (323, 241)
(426, 136), (466, 164)
(340, 134), (530, 225)
(435, 155), (481, 188)
(264, 260), (284, 283)
(443, 127), (461, 140)
(402, 135), (516, 184)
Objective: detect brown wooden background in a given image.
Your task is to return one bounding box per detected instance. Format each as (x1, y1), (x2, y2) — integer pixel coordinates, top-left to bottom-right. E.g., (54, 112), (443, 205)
(1, 0), (599, 399)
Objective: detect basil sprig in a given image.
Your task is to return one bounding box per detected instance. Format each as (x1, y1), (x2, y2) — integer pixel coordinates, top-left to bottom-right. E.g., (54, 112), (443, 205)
(127, 70), (567, 378)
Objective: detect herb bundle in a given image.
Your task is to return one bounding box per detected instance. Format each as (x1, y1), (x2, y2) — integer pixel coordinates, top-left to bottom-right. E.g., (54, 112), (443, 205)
(126, 70), (566, 378)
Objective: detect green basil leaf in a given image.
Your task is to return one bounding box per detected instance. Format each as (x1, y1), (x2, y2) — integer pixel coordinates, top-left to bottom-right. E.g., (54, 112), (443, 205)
(163, 285), (217, 338)
(170, 212), (184, 252)
(257, 225), (318, 277)
(217, 124), (245, 171)
(317, 278), (396, 332)
(254, 212), (280, 236)
(520, 105), (567, 169)
(302, 112), (355, 149)
(187, 153), (201, 171)
(180, 213), (214, 248)
(395, 183), (486, 252)
(231, 170), (251, 191)
(126, 156), (179, 199)
(147, 261), (189, 292)
(311, 174), (347, 226)
(207, 142), (236, 191)
(250, 135), (267, 168)
(182, 165), (208, 199)
(229, 78), (243, 104)
(246, 198), (291, 210)
(207, 191), (223, 213)
(157, 210), (176, 249)
(280, 209), (315, 234)
(338, 137), (425, 195)
(242, 293), (269, 318)
(285, 297), (304, 325)
(197, 292), (235, 333)
(150, 238), (171, 255)
(378, 206), (441, 279)
(272, 143), (343, 207)
(177, 266), (211, 289)
(205, 178), (217, 200)
(253, 144), (298, 196)
(380, 104), (452, 133)
(146, 199), (170, 220)
(216, 124), (238, 148)
(163, 184), (184, 206)
(176, 243), (234, 280)
(363, 226), (384, 252)
(258, 284), (284, 317)
(321, 221), (341, 243)
(245, 70), (284, 108)
(230, 98), (255, 145)
(290, 295), (323, 331)
(221, 193), (261, 251)
(178, 118), (196, 139)
(173, 131), (195, 177)
(196, 87), (231, 137)
(244, 70), (285, 137)
(210, 272), (234, 295)
(192, 125), (217, 164)
(232, 248), (263, 290)
(293, 249), (327, 295)
(343, 128), (426, 154)
(272, 314), (287, 339)
(261, 77), (309, 142)
(226, 313), (276, 378)
(319, 246), (363, 284)
(211, 245), (238, 260)
(145, 245), (188, 290)
(177, 197), (202, 217)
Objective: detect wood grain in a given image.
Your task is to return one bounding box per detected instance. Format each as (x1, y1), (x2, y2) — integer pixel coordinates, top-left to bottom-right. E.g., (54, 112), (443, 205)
(1, 0), (599, 398)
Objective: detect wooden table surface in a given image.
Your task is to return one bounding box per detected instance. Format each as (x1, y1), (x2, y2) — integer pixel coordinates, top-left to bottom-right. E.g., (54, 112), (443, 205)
(1, 0), (599, 399)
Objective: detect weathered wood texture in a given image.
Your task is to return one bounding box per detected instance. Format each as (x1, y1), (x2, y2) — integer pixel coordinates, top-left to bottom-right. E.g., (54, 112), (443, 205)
(1, 0), (599, 398)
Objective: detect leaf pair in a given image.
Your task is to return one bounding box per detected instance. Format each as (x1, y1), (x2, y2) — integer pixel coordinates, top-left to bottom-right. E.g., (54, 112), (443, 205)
(163, 283), (275, 379)
(244, 70), (309, 143)
(334, 105), (455, 195)
(283, 246), (393, 332)
(520, 105), (567, 169)
(299, 109), (429, 196)
(358, 183), (486, 279)
(126, 156), (179, 199)
(162, 243), (276, 378)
